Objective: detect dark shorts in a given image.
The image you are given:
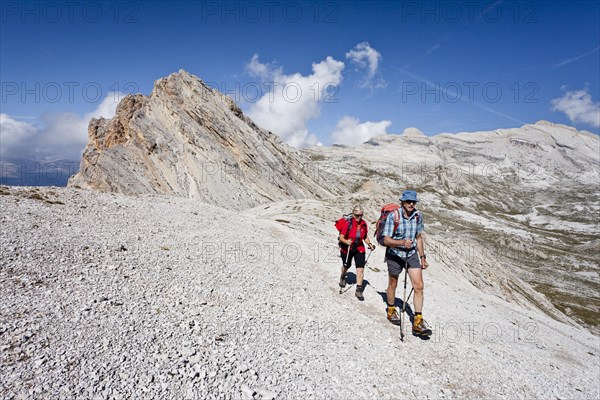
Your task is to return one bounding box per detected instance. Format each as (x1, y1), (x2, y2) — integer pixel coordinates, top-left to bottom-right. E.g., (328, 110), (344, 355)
(340, 249), (366, 269)
(386, 251), (420, 276)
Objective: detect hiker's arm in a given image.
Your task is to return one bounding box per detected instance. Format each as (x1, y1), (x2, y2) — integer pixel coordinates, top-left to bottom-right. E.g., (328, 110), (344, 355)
(416, 233), (428, 269)
(383, 236), (412, 248)
(339, 234), (352, 246)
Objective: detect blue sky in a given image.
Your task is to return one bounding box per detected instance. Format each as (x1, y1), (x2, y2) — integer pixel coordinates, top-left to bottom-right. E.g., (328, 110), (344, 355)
(1, 0), (599, 159)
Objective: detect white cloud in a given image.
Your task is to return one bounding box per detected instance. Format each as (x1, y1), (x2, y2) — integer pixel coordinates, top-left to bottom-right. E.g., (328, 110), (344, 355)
(245, 54), (280, 79)
(0, 92), (125, 160)
(0, 114), (39, 158)
(246, 54), (344, 148)
(86, 92), (126, 120)
(330, 116), (392, 146)
(346, 42), (386, 89)
(551, 89), (600, 128)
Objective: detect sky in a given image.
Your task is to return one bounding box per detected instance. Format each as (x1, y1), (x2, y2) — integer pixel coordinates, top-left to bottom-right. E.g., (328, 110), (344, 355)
(1, 0), (599, 160)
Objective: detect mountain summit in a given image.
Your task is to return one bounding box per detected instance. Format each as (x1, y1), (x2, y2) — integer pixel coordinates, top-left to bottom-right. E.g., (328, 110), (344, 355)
(68, 70), (337, 209)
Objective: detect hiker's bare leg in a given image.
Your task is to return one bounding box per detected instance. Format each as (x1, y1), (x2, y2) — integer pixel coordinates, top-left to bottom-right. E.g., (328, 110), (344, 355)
(408, 268), (424, 313)
(340, 266), (349, 277)
(356, 267), (364, 287)
(387, 274), (398, 306)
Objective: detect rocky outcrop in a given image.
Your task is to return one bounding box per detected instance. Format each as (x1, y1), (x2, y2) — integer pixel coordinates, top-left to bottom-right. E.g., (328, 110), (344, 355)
(69, 70), (338, 209)
(400, 127), (426, 137)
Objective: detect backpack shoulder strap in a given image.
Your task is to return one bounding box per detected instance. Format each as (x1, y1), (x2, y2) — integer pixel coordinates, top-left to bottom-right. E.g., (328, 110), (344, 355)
(358, 219), (367, 235)
(392, 208), (401, 233)
(344, 217), (353, 238)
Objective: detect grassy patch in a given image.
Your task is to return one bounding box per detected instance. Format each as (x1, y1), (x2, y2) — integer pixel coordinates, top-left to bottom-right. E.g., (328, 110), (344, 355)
(360, 168), (400, 180)
(23, 190), (64, 205)
(350, 181), (364, 192)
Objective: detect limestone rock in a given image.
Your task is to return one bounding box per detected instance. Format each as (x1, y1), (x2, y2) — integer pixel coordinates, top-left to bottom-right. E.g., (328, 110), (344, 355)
(401, 127), (426, 137)
(69, 70), (339, 209)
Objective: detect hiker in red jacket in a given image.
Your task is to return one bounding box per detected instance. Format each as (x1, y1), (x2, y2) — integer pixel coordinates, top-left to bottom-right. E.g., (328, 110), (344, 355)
(338, 205), (376, 300)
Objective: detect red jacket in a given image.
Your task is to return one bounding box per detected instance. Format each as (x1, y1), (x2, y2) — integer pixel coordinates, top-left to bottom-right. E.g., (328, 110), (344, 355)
(339, 218), (368, 254)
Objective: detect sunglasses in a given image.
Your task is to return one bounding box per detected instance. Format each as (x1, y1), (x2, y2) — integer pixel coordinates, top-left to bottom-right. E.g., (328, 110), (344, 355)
(353, 213), (363, 217)
(404, 200), (416, 205)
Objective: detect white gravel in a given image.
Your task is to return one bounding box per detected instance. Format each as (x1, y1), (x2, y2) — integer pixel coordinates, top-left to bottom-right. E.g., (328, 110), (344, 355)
(1, 186), (598, 399)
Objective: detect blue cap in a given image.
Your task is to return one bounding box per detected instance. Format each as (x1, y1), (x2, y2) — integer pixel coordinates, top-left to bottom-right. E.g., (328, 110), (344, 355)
(400, 190), (418, 202)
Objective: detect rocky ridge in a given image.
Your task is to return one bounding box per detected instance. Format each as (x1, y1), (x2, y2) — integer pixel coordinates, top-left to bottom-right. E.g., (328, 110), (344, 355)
(69, 70), (339, 209)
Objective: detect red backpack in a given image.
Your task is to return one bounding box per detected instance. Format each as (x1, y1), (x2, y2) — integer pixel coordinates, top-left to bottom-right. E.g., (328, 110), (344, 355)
(374, 204), (401, 246)
(374, 204), (420, 246)
(335, 214), (353, 248)
(335, 215), (365, 249)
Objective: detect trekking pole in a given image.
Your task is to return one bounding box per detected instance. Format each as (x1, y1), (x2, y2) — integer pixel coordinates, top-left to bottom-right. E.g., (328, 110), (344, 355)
(339, 241), (352, 294)
(400, 253), (409, 342)
(406, 288), (414, 303)
(344, 241), (352, 269)
(364, 248), (373, 266)
(361, 249), (374, 291)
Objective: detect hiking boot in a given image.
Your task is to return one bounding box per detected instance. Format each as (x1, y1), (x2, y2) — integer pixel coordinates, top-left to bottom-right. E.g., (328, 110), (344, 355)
(355, 285), (364, 301)
(412, 314), (433, 336)
(387, 306), (401, 325)
(339, 275), (346, 288)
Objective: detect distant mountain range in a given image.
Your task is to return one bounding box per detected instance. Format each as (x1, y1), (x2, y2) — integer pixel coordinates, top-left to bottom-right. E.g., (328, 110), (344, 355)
(0, 158), (79, 186)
